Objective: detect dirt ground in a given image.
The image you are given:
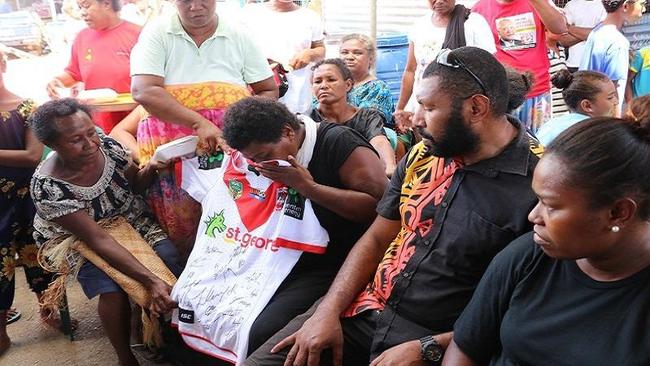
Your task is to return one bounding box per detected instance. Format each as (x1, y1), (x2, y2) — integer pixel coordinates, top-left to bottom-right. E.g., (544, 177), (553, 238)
(0, 268), (172, 366)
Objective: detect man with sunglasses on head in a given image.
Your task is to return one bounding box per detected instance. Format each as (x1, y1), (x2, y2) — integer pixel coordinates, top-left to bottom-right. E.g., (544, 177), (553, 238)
(245, 46), (544, 366)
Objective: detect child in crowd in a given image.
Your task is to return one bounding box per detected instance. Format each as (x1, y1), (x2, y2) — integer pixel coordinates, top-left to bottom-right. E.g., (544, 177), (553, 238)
(537, 69), (617, 145)
(626, 94), (650, 122)
(580, 0), (645, 113)
(626, 45), (650, 102)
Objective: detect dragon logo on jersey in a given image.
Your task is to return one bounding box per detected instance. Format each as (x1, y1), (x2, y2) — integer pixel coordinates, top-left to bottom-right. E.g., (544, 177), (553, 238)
(205, 210), (226, 238)
(228, 179), (243, 200)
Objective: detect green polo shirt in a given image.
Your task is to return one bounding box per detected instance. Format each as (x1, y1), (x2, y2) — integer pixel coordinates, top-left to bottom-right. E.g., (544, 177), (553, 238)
(131, 13), (272, 86)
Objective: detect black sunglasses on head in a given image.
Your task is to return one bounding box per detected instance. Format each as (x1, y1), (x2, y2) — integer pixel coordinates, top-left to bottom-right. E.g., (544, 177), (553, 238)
(436, 49), (488, 96)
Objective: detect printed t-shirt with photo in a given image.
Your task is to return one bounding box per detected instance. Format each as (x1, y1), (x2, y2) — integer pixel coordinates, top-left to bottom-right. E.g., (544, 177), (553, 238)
(472, 0), (550, 97)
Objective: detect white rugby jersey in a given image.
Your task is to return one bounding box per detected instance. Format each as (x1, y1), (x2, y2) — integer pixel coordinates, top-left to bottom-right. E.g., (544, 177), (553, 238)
(172, 151), (329, 365)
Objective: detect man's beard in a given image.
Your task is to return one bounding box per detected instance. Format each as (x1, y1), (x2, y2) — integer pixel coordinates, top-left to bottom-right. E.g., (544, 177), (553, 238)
(417, 101), (480, 158)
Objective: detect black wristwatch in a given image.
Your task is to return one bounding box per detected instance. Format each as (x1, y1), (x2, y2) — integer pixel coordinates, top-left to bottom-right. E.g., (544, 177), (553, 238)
(420, 335), (443, 363)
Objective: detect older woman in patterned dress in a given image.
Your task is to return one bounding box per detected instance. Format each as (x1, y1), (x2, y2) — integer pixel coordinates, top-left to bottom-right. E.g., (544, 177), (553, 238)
(29, 98), (182, 366)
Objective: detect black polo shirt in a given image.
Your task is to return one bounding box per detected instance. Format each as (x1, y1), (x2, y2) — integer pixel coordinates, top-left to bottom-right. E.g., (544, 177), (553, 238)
(344, 119), (544, 358)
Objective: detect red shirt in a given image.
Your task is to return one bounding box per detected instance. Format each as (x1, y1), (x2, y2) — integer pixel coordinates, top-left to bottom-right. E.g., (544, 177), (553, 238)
(472, 0), (550, 97)
(65, 21), (141, 132)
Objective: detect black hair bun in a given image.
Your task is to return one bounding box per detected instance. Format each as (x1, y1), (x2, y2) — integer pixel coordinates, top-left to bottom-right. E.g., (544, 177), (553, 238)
(506, 67), (534, 112)
(551, 69), (574, 90)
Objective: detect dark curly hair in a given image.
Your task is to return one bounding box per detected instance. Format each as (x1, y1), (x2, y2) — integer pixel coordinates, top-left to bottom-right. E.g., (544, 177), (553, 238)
(312, 58), (354, 82)
(422, 46), (509, 116)
(505, 67), (534, 113)
(28, 98), (93, 143)
(222, 97), (302, 150)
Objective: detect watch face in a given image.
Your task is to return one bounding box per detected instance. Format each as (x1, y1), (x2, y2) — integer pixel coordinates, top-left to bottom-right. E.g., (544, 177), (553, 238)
(425, 344), (443, 362)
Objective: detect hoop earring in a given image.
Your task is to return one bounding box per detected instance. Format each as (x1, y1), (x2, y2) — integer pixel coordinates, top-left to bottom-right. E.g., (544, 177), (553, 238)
(611, 226), (620, 233)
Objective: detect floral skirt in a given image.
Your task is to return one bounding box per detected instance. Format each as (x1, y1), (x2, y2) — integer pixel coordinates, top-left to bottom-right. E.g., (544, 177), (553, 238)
(0, 178), (53, 309)
(136, 82), (250, 257)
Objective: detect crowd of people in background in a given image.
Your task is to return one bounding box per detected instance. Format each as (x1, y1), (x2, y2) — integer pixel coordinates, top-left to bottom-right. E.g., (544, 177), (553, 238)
(1, 0), (649, 365)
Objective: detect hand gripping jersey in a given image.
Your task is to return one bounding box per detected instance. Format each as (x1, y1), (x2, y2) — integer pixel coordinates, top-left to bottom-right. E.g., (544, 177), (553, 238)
(173, 151), (329, 364)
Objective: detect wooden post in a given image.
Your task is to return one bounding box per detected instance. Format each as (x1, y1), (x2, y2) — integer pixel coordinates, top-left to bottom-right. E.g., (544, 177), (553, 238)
(48, 0), (58, 20)
(370, 0), (377, 42)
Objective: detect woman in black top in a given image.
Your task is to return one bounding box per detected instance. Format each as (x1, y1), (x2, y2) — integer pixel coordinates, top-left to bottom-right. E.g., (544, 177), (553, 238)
(310, 58), (396, 177)
(222, 97), (388, 356)
(443, 117), (650, 366)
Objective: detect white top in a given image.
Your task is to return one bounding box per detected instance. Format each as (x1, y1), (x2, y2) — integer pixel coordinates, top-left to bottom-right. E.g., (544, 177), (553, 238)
(130, 13), (273, 86)
(242, 4), (325, 114)
(564, 0), (606, 68)
(120, 3), (147, 26)
(406, 11), (496, 111)
(174, 151), (329, 365)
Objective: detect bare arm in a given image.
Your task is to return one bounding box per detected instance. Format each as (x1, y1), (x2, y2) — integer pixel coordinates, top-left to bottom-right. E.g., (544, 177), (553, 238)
(369, 136), (397, 177)
(249, 76), (280, 99)
(548, 31), (581, 48)
(567, 25), (592, 41)
(396, 42), (417, 112)
(441, 340), (478, 366)
(131, 74), (225, 152)
(309, 39), (326, 60)
(109, 106), (142, 163)
(320, 216), (400, 314)
(271, 216), (401, 365)
(529, 0), (568, 35)
(301, 147), (388, 223)
(288, 40), (326, 70)
(551, 24), (593, 47)
(370, 331), (454, 366)
(0, 128), (43, 168)
(625, 70), (637, 105)
(46, 72), (79, 98)
(53, 212), (176, 313)
(123, 160), (160, 195)
(131, 74), (210, 130)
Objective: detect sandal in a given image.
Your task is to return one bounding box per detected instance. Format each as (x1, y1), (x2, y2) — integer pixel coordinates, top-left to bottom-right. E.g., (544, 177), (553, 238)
(6, 308), (21, 325)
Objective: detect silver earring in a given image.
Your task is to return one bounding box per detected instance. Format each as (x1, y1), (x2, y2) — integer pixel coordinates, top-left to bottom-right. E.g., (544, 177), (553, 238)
(611, 226), (620, 233)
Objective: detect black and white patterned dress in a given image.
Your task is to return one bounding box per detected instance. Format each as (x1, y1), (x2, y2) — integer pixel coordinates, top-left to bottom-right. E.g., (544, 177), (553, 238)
(30, 136), (168, 268)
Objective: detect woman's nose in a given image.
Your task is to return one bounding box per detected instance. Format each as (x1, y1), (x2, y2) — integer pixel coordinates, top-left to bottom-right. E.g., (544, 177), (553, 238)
(528, 201), (543, 225)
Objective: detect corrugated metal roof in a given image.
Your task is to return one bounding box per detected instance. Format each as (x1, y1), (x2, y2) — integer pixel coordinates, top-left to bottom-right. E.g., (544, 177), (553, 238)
(624, 14), (650, 50)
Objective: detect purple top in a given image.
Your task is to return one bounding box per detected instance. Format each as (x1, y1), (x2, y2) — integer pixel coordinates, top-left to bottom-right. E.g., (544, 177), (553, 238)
(0, 99), (36, 188)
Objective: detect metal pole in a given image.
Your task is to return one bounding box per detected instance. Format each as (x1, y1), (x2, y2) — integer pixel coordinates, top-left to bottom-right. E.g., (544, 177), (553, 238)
(370, 0), (377, 42)
(48, 0), (58, 21)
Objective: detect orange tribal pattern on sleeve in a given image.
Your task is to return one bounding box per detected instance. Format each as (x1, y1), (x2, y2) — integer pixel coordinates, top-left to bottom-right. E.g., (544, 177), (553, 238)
(344, 143), (463, 317)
